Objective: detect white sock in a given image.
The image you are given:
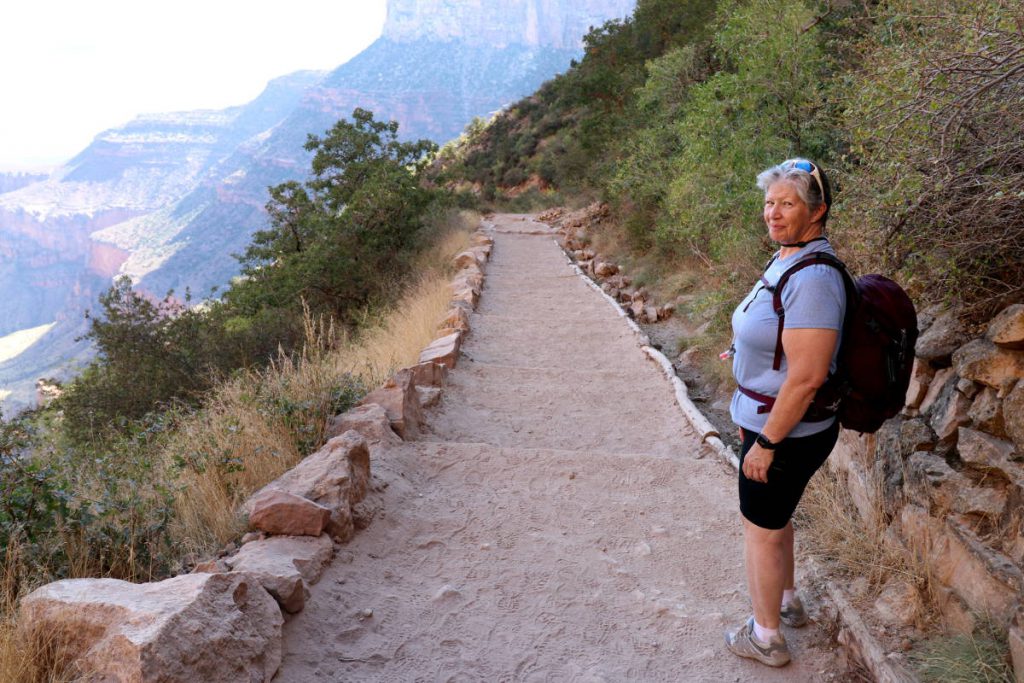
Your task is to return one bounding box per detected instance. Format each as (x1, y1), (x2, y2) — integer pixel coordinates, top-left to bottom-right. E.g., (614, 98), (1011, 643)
(782, 588), (796, 607)
(753, 620), (779, 643)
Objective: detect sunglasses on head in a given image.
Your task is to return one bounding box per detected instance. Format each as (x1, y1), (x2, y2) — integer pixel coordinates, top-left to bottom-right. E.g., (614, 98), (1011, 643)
(785, 159), (826, 202)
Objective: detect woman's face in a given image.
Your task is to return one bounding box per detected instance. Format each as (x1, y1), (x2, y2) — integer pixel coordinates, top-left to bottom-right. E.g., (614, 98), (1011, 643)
(763, 179), (826, 245)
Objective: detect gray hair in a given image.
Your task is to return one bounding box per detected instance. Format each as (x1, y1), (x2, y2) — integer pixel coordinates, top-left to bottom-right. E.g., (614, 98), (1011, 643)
(756, 159), (828, 224)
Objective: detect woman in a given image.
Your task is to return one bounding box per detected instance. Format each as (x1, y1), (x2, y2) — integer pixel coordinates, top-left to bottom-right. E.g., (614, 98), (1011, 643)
(723, 158), (846, 667)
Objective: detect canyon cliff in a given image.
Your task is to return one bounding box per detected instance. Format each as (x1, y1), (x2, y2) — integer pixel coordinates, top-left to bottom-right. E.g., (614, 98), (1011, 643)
(0, 0), (636, 412)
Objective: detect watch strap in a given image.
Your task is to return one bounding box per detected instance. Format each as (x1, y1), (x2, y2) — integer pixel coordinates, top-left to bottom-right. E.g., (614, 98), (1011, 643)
(755, 433), (778, 450)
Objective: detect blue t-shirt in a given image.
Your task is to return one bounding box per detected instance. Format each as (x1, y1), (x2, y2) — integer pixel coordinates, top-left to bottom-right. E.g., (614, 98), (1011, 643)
(729, 239), (846, 437)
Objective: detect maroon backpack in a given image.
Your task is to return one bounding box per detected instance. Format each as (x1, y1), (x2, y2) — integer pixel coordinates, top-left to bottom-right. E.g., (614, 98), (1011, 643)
(766, 253), (919, 433)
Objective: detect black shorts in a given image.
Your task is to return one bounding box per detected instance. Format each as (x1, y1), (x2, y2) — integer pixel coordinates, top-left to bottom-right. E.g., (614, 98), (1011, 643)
(737, 421), (840, 530)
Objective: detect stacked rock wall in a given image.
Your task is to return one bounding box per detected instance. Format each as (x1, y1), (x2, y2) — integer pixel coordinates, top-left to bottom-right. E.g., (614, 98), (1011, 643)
(15, 225), (494, 681)
(829, 304), (1024, 679)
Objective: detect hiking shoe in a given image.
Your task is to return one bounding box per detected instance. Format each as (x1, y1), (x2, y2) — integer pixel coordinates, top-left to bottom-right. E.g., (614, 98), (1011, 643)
(724, 617), (791, 667)
(781, 595), (809, 628)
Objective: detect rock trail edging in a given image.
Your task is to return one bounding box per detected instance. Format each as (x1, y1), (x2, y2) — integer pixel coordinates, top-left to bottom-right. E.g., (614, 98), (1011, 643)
(16, 225), (495, 682)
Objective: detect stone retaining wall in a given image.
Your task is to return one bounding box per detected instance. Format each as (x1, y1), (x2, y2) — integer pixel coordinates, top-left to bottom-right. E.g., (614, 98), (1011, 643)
(16, 226), (494, 682)
(833, 303), (1024, 681)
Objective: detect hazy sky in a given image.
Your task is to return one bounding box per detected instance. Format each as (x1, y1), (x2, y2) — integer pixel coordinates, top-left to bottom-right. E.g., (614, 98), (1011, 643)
(0, 1), (388, 170)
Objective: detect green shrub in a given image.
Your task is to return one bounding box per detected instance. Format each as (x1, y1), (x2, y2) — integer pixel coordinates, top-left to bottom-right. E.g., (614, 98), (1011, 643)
(833, 0), (1024, 316)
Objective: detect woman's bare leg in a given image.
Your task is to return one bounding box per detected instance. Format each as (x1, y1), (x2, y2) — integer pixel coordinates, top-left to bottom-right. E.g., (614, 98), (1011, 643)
(743, 517), (786, 629)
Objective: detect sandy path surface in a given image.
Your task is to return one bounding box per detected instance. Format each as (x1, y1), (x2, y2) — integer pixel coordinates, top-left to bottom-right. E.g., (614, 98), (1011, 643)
(276, 214), (841, 681)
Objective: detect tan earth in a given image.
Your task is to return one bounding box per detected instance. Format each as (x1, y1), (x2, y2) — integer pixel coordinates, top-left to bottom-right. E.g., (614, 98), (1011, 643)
(276, 214), (842, 681)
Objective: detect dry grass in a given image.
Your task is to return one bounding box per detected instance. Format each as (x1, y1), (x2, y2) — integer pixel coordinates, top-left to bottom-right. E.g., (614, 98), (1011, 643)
(0, 539), (76, 683)
(796, 463), (921, 592)
(912, 619), (1014, 683)
(164, 211), (475, 561)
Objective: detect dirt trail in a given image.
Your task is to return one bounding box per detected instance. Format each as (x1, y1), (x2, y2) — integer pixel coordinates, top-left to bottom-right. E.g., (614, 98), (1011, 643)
(277, 214), (841, 681)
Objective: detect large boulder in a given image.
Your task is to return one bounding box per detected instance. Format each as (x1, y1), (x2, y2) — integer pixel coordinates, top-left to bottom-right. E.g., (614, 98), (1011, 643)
(224, 534), (334, 614)
(248, 490), (331, 537)
(358, 368), (425, 440)
(19, 572), (282, 682)
(325, 403), (401, 445)
(953, 339), (1024, 395)
(988, 304), (1024, 349)
(247, 431), (370, 543)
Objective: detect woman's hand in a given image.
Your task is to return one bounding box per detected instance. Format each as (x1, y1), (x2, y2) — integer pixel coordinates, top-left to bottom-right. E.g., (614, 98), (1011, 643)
(743, 443), (774, 483)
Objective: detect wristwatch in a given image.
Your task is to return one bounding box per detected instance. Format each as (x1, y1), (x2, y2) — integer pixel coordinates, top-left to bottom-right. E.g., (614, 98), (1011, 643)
(755, 433), (779, 450)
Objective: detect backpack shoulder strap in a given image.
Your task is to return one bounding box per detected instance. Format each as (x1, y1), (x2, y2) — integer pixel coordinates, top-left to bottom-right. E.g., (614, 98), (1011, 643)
(769, 253), (854, 371)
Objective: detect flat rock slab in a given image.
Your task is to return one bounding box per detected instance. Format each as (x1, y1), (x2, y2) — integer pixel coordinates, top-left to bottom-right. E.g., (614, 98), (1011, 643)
(21, 572), (282, 683)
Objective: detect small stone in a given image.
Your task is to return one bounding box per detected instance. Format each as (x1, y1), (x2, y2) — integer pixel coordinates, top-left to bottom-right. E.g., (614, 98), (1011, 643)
(432, 585), (461, 601)
(240, 532), (263, 545)
(358, 367), (426, 439)
(360, 608), (373, 619)
(900, 419), (936, 455)
(905, 359), (936, 409)
(629, 300), (644, 319)
(874, 580), (920, 626)
(595, 261), (619, 278)
(1005, 382), (1024, 452)
(191, 559), (227, 574)
(919, 367), (955, 415)
(957, 378), (980, 399)
(644, 305), (660, 324)
(929, 383), (971, 441)
(968, 387), (1007, 437)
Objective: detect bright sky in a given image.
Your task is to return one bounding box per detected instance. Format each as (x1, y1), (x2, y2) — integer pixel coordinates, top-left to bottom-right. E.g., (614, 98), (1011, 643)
(0, 1), (387, 170)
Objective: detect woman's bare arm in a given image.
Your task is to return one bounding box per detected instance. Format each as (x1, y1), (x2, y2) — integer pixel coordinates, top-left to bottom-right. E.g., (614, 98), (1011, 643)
(741, 327), (838, 483)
